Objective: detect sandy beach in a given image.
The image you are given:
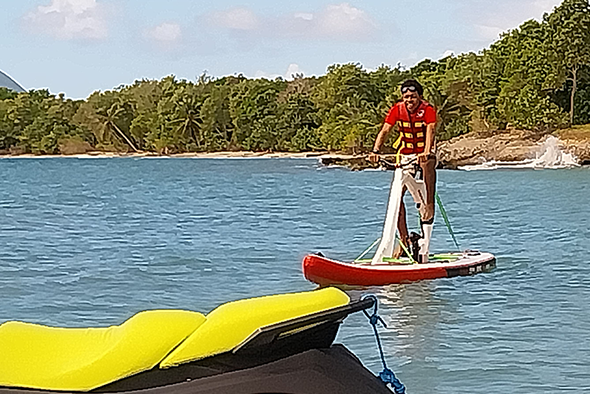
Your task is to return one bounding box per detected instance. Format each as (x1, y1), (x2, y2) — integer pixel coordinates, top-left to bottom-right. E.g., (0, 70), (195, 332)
(0, 150), (362, 160)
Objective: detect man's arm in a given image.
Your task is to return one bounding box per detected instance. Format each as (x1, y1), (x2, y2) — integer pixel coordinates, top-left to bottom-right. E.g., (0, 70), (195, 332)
(421, 104), (437, 160)
(424, 122), (436, 156)
(368, 123), (393, 163)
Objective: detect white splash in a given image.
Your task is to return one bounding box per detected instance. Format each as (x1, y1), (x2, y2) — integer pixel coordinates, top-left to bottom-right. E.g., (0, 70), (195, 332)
(460, 136), (580, 171)
(533, 136), (579, 168)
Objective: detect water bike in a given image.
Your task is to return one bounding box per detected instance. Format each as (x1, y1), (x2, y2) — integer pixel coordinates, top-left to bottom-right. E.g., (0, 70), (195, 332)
(303, 155), (496, 287)
(0, 288), (401, 394)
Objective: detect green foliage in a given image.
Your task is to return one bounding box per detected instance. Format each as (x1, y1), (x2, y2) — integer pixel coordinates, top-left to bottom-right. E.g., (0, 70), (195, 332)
(0, 88), (18, 101)
(229, 78), (287, 151)
(545, 0), (590, 76)
(545, 0), (590, 124)
(497, 83), (568, 130)
(412, 55), (475, 140)
(280, 93), (321, 151)
(1, 0), (589, 155)
(0, 90), (88, 153)
(74, 90), (136, 151)
(199, 84), (233, 150)
(312, 63), (388, 152)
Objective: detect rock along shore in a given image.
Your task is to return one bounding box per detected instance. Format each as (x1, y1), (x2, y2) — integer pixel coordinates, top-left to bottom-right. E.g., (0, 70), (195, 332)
(321, 127), (590, 170)
(437, 128), (590, 169)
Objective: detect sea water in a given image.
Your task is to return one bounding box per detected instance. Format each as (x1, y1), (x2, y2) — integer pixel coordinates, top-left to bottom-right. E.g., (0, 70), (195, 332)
(0, 158), (589, 393)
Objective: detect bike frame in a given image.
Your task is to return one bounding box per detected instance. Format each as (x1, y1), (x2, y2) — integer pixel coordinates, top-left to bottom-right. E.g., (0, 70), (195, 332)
(371, 156), (433, 265)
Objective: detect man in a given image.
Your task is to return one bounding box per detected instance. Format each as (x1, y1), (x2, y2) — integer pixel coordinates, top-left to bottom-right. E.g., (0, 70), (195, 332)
(368, 79), (437, 258)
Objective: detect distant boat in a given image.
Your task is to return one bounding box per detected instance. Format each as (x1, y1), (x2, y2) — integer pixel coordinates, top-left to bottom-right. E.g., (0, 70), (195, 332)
(0, 70), (25, 92)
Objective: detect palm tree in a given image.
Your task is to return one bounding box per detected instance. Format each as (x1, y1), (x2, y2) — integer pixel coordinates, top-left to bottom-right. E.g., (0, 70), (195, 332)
(170, 96), (202, 149)
(104, 103), (140, 152)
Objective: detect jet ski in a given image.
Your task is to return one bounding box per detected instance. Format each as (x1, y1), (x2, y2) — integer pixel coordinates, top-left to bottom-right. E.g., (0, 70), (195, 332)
(0, 288), (395, 394)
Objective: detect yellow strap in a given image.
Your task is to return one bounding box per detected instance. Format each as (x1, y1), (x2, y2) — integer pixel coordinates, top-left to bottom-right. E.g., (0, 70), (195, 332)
(392, 133), (403, 165)
(392, 133), (403, 150)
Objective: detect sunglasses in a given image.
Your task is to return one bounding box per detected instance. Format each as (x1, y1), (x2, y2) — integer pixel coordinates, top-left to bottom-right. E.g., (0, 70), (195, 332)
(401, 85), (418, 94)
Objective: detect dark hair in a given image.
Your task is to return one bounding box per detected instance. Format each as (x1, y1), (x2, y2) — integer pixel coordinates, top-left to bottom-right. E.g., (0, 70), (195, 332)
(400, 79), (424, 96)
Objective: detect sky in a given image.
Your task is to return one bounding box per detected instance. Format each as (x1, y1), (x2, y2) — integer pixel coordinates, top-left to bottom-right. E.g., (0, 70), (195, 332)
(1, 0), (563, 99)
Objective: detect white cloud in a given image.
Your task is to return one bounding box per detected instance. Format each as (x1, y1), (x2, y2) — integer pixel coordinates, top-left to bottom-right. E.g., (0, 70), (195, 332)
(294, 13), (314, 21)
(285, 63), (305, 80)
(277, 3), (377, 40)
(144, 23), (182, 44)
(254, 70), (282, 80)
(203, 3), (377, 41)
(440, 49), (455, 58)
(23, 0), (109, 40)
(458, 0), (562, 41)
(209, 7), (260, 31)
(254, 64), (307, 80)
(473, 25), (505, 41)
(314, 3), (376, 38)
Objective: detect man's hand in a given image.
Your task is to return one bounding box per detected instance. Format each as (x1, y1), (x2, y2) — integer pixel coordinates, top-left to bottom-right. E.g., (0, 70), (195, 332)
(418, 152), (435, 164)
(368, 152), (380, 163)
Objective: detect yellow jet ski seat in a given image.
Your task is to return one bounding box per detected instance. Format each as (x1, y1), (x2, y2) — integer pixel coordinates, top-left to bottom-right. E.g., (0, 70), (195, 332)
(0, 287), (351, 392)
(0, 310), (206, 392)
(160, 287), (350, 368)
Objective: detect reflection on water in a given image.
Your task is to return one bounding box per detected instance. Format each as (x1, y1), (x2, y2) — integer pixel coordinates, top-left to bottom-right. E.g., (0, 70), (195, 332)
(1, 158), (589, 393)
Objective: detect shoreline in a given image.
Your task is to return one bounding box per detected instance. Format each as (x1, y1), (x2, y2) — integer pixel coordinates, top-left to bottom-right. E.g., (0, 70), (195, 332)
(2, 147), (588, 170)
(2, 127), (589, 169)
(0, 151), (361, 160)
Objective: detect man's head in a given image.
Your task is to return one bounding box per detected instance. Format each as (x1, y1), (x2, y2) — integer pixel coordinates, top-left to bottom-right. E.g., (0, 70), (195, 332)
(400, 79), (423, 113)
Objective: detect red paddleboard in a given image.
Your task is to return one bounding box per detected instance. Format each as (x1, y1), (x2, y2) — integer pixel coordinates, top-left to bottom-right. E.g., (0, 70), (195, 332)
(302, 252), (496, 287)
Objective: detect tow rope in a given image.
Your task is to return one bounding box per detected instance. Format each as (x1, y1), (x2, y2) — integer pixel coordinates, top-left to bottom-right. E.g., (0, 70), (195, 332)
(435, 192), (461, 250)
(396, 234), (417, 264)
(354, 238), (382, 262)
(362, 295), (406, 394)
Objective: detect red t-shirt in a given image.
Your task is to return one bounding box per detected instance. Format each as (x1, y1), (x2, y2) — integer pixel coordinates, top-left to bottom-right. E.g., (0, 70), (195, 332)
(384, 101), (436, 126)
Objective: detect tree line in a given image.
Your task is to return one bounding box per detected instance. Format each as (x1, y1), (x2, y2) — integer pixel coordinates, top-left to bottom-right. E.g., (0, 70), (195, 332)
(1, 0), (589, 155)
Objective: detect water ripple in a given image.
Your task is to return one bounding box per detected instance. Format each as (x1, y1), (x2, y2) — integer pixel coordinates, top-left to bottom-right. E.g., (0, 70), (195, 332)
(0, 159), (589, 393)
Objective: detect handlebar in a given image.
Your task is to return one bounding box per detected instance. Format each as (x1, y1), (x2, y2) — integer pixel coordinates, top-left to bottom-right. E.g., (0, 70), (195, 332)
(369, 155), (418, 170)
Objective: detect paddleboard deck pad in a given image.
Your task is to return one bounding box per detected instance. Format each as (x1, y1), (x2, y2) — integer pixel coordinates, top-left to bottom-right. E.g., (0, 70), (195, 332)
(303, 251), (496, 287)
